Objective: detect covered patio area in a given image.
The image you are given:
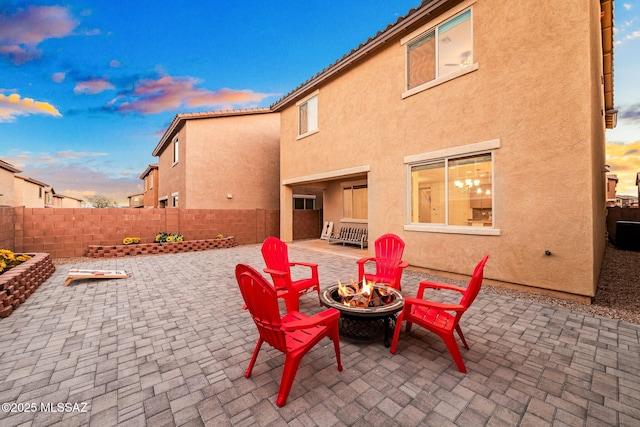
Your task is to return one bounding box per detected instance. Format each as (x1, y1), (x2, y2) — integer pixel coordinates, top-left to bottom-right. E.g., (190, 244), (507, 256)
(0, 244), (638, 425)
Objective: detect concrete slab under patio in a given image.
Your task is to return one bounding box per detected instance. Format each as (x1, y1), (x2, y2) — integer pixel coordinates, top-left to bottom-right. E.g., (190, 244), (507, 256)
(0, 244), (638, 426)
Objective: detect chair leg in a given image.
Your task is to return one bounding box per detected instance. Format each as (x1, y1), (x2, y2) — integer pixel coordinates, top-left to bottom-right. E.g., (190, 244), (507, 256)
(455, 325), (470, 349)
(329, 324), (343, 371)
(390, 312), (405, 354)
(245, 338), (264, 378)
(276, 354), (303, 407)
(442, 334), (467, 373)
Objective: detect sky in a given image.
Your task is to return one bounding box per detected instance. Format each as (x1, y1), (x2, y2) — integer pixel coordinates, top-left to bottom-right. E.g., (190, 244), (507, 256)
(1, 0), (639, 205)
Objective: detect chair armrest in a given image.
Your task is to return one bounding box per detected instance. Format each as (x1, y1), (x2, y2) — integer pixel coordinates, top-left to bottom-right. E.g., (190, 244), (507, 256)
(282, 308), (340, 330)
(289, 262), (319, 278)
(404, 297), (465, 313)
(417, 281), (465, 299)
(398, 260), (409, 269)
(263, 267), (289, 278)
(356, 257), (376, 266)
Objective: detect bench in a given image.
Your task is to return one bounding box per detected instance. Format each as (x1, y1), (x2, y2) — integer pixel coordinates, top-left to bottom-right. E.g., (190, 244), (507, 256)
(328, 226), (368, 249)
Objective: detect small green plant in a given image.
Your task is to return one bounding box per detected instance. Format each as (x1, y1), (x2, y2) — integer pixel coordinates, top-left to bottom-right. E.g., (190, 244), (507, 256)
(0, 249), (32, 275)
(154, 232), (184, 243)
(215, 234), (224, 239)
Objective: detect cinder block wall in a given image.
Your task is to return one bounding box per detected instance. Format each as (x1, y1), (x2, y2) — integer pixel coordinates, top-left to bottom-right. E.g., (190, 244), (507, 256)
(0, 206), (15, 250)
(10, 207), (280, 258)
(293, 209), (322, 240)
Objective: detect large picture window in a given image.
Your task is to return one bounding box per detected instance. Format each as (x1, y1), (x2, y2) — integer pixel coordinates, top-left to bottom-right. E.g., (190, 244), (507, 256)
(343, 184), (367, 220)
(407, 9), (472, 90)
(298, 95), (318, 137)
(410, 152), (492, 228)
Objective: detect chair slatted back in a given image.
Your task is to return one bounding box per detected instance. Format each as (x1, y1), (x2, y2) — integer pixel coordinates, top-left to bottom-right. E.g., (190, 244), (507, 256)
(235, 264), (287, 353)
(374, 234), (406, 278)
(459, 255), (489, 308)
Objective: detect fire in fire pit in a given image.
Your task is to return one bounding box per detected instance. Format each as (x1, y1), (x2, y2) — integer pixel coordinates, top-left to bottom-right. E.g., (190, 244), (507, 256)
(320, 279), (404, 346)
(336, 278), (395, 308)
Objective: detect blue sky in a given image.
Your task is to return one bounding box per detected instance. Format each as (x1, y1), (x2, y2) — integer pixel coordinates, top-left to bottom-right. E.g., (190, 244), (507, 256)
(1, 1), (639, 204)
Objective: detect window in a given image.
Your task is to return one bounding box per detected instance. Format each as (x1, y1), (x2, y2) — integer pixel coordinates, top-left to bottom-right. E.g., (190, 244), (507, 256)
(172, 193), (179, 208)
(172, 138), (179, 164)
(407, 9), (472, 90)
(38, 187), (42, 198)
(298, 94), (318, 137)
(342, 184), (368, 220)
(293, 195), (315, 210)
(409, 152), (493, 229)
(149, 170), (154, 189)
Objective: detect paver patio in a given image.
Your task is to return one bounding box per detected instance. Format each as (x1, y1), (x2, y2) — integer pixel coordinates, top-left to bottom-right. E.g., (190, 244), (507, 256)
(0, 243), (638, 426)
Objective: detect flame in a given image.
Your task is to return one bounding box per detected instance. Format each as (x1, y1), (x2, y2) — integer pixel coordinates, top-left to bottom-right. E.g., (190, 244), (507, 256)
(361, 277), (373, 297)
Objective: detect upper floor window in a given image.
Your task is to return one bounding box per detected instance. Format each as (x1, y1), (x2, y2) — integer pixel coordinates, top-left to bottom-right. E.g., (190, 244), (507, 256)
(297, 94), (318, 138)
(406, 9), (473, 90)
(172, 193), (179, 208)
(149, 170), (153, 188)
(172, 138), (179, 164)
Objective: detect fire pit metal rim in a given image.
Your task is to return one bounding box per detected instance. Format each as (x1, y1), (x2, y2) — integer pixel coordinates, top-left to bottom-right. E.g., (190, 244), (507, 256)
(320, 284), (404, 317)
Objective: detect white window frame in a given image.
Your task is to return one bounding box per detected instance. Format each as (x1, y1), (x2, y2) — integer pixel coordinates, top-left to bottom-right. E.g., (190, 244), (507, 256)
(293, 195), (316, 210)
(296, 91), (319, 139)
(401, 1), (478, 99)
(172, 138), (179, 165)
(172, 192), (179, 208)
(404, 139), (500, 236)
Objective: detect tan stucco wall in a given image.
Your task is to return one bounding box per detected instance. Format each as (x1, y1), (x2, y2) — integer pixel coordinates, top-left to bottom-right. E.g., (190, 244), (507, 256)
(13, 178), (44, 208)
(278, 0), (607, 297)
(184, 113), (280, 209)
(157, 126), (187, 207)
(0, 169), (14, 206)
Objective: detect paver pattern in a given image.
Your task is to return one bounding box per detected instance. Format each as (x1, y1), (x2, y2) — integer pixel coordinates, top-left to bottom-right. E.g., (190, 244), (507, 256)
(0, 244), (639, 426)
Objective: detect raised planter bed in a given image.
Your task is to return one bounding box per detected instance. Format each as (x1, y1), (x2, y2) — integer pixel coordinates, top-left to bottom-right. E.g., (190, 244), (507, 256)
(85, 237), (237, 258)
(0, 253), (55, 319)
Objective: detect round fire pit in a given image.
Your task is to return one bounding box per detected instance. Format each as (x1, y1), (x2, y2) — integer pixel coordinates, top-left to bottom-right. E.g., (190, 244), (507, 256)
(320, 283), (404, 347)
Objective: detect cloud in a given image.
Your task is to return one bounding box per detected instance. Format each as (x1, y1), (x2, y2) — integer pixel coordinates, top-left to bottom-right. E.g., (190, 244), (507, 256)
(52, 72), (66, 83)
(74, 78), (115, 95)
(109, 59), (122, 68)
(618, 103), (640, 124)
(0, 93), (61, 122)
(606, 141), (640, 195)
(56, 150), (108, 159)
(623, 3), (632, 11)
(106, 75), (275, 114)
(0, 5), (78, 64)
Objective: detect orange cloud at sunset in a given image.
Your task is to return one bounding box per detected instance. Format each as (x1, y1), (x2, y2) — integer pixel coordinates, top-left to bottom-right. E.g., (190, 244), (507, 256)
(0, 93), (62, 122)
(606, 140), (640, 195)
(0, 6), (78, 64)
(74, 78), (115, 95)
(108, 75), (273, 114)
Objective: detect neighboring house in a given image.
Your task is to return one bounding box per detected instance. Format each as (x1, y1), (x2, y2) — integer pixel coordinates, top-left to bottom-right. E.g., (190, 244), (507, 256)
(152, 109), (280, 209)
(140, 164), (159, 208)
(271, 0), (616, 300)
(637, 172), (640, 203)
(0, 160), (20, 206)
(616, 195), (637, 208)
(606, 174), (618, 207)
(14, 176), (47, 208)
(128, 193), (144, 208)
(58, 194), (83, 208)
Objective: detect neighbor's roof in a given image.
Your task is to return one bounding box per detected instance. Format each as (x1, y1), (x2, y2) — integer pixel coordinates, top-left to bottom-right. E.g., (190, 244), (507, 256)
(139, 163), (158, 180)
(15, 175), (48, 187)
(152, 108), (273, 157)
(0, 159), (21, 173)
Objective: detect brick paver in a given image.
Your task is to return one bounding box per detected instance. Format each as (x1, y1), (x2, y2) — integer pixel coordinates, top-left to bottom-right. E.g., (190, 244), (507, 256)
(0, 243), (639, 426)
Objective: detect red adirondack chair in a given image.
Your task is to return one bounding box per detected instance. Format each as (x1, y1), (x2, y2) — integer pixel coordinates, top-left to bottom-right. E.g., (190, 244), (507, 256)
(390, 255), (489, 373)
(261, 236), (321, 312)
(235, 264), (343, 407)
(357, 233), (409, 290)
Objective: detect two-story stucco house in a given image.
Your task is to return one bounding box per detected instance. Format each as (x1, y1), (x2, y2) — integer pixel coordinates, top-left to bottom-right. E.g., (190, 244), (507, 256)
(140, 164), (159, 208)
(272, 0), (616, 301)
(152, 109), (280, 209)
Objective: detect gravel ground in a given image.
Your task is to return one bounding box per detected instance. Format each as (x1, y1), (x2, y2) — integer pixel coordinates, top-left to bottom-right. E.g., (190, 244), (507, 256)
(53, 242), (640, 325)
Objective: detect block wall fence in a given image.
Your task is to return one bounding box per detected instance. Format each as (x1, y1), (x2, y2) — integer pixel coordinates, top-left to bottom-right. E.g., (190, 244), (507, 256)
(1, 207), (280, 258)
